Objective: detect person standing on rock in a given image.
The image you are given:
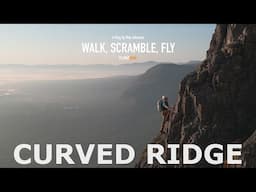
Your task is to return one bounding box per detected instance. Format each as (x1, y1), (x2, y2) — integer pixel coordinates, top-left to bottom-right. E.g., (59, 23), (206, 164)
(157, 96), (172, 133)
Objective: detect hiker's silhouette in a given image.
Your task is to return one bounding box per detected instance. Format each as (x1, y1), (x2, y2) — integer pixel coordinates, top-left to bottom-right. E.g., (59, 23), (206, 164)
(157, 96), (172, 134)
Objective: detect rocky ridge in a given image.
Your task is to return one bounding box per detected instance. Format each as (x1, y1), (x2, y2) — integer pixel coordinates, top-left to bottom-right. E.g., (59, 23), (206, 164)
(136, 24), (256, 168)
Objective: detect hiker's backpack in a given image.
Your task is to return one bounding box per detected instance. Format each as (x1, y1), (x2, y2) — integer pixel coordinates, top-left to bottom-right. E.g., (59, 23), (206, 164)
(157, 99), (164, 112)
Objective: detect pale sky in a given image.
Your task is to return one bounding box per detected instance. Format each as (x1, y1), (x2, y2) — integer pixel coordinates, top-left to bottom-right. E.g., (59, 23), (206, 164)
(0, 24), (216, 65)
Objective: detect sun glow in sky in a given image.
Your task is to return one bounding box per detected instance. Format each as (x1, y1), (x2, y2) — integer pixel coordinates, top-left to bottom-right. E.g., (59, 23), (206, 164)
(0, 24), (215, 65)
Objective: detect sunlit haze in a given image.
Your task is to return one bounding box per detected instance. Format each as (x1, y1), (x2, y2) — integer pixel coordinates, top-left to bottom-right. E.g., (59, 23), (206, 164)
(0, 24), (215, 65)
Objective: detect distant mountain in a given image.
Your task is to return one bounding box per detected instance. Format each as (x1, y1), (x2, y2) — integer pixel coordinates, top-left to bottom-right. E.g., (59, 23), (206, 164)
(123, 63), (196, 107)
(0, 61), (159, 69)
(177, 60), (201, 66)
(119, 61), (158, 68)
(0, 61), (161, 80)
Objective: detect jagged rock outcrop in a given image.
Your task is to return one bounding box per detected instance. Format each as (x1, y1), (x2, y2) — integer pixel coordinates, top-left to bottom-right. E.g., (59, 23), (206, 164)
(136, 24), (256, 168)
(242, 129), (256, 168)
(135, 133), (169, 168)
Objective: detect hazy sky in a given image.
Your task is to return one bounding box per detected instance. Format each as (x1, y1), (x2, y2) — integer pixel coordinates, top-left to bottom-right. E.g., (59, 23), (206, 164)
(0, 24), (215, 65)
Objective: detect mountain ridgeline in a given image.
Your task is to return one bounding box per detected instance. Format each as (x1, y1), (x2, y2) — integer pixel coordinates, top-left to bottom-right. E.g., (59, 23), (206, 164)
(123, 63), (197, 106)
(136, 24), (256, 168)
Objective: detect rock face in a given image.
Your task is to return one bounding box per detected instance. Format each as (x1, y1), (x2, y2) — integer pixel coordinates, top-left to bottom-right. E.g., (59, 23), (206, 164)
(242, 129), (256, 167)
(136, 24), (256, 168)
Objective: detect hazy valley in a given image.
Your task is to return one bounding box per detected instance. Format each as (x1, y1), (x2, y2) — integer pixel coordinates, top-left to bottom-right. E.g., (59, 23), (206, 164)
(0, 62), (196, 167)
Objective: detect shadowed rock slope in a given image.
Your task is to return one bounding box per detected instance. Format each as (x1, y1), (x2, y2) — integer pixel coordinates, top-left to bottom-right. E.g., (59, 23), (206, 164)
(136, 24), (256, 168)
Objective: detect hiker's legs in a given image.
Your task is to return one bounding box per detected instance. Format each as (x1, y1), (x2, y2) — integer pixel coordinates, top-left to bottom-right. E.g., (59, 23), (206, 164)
(160, 111), (165, 132)
(166, 110), (170, 121)
(164, 110), (171, 132)
(161, 110), (168, 133)
(161, 110), (171, 133)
